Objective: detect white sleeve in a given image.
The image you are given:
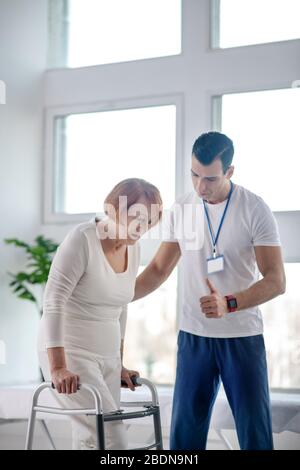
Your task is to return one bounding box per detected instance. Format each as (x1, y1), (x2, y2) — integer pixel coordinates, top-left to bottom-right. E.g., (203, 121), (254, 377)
(42, 228), (89, 349)
(251, 199), (281, 247)
(119, 305), (128, 340)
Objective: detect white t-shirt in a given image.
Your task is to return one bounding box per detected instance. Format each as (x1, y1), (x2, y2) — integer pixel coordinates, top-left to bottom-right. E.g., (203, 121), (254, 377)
(38, 217), (140, 357)
(162, 184), (281, 338)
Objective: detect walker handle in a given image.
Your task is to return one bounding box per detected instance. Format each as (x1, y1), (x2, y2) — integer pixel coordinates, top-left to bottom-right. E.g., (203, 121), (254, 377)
(121, 374), (141, 388)
(51, 382), (81, 390)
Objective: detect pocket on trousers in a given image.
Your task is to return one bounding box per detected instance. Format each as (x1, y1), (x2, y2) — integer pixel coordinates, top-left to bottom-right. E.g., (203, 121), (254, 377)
(239, 334), (267, 360)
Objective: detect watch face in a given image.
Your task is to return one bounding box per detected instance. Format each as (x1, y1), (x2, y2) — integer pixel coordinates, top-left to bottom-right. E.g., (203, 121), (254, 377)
(228, 298), (237, 308)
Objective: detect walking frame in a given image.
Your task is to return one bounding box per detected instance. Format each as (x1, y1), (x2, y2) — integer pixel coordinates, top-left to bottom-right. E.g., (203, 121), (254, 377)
(25, 377), (163, 450)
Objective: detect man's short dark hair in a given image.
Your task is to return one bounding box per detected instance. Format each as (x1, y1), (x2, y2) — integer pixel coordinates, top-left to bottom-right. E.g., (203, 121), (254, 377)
(192, 132), (234, 173)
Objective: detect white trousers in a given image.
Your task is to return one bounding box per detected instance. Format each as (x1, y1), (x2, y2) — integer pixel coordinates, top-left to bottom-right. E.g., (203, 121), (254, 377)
(38, 348), (128, 450)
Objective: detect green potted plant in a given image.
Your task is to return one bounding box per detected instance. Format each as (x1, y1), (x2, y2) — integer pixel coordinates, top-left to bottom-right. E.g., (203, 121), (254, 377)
(4, 235), (59, 317)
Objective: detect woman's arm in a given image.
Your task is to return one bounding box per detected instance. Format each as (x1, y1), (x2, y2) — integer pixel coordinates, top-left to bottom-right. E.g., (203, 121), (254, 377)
(47, 347), (80, 394)
(42, 227), (88, 348)
(119, 305), (139, 391)
(120, 339), (124, 363)
(42, 227), (89, 393)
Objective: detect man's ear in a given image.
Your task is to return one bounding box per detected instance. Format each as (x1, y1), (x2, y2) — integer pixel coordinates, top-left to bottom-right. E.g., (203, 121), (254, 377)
(226, 165), (234, 179)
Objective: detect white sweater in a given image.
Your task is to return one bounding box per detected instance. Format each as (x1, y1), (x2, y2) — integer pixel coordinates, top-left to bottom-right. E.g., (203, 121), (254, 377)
(37, 218), (140, 357)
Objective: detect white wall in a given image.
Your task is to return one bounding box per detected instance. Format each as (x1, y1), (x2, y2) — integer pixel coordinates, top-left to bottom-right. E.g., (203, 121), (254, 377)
(0, 0), (299, 384)
(0, 0), (47, 384)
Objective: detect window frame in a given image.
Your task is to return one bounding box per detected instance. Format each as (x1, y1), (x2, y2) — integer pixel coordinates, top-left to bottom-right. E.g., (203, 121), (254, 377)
(43, 93), (184, 225)
(48, 0), (183, 69)
(210, 0), (300, 50)
(211, 86), (300, 264)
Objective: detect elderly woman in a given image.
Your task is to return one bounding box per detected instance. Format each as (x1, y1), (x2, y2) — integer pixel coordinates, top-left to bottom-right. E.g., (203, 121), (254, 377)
(37, 178), (162, 450)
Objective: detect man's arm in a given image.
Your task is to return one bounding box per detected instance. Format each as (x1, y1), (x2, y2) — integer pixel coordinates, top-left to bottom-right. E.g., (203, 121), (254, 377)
(133, 241), (181, 301)
(235, 245), (286, 311)
(200, 246), (286, 318)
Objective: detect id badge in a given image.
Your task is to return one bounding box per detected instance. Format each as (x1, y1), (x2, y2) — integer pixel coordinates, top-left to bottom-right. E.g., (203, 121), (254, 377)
(207, 255), (224, 274)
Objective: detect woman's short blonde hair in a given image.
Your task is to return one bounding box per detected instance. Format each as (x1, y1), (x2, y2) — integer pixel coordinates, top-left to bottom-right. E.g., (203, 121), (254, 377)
(104, 178), (163, 220)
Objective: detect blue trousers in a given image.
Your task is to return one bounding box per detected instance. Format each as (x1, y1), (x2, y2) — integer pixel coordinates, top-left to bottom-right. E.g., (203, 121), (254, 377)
(170, 331), (273, 450)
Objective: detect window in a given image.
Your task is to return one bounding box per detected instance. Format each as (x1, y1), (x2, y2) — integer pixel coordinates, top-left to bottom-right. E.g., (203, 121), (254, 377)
(48, 103), (177, 220)
(214, 87), (300, 211)
(123, 267), (178, 385)
(215, 87), (300, 390)
(213, 0), (300, 48)
(263, 263), (300, 390)
(49, 0), (181, 68)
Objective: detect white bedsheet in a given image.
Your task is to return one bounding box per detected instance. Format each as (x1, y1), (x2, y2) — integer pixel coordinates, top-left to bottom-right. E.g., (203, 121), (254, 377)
(0, 384), (299, 434)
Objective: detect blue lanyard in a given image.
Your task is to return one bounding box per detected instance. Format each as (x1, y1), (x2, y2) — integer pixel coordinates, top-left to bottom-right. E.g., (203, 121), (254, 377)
(203, 181), (234, 257)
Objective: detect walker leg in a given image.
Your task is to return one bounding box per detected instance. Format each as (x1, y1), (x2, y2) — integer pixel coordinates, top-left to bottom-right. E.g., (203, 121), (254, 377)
(25, 409), (37, 450)
(40, 419), (56, 450)
(153, 407), (163, 450)
(96, 413), (105, 450)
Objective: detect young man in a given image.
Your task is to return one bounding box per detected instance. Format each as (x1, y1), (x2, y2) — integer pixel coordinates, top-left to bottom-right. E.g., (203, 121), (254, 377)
(133, 131), (286, 450)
